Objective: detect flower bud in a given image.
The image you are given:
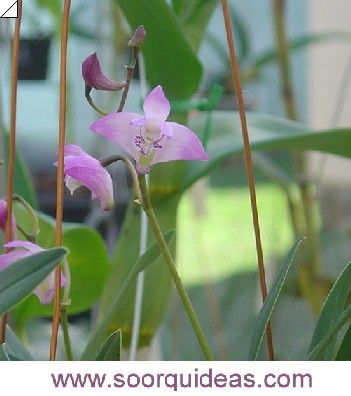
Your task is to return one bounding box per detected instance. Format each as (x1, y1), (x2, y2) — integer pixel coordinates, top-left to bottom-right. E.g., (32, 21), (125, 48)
(82, 53), (125, 91)
(128, 25), (146, 48)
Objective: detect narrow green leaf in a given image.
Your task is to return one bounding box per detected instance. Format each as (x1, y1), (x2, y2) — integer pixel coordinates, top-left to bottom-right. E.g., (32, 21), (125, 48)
(3, 131), (37, 208)
(248, 31), (351, 76)
(6, 326), (34, 361)
(308, 263), (351, 360)
(0, 247), (67, 315)
(81, 230), (175, 360)
(308, 304), (351, 360)
(96, 330), (122, 361)
(184, 112), (351, 192)
(116, 0), (202, 99)
(0, 344), (10, 361)
(335, 324), (351, 361)
(248, 238), (305, 360)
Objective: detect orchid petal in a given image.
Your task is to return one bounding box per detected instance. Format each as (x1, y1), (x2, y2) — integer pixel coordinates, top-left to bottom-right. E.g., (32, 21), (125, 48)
(151, 122), (209, 166)
(160, 121), (173, 138)
(143, 86), (170, 122)
(63, 154), (114, 211)
(64, 144), (87, 157)
(90, 112), (141, 161)
(5, 240), (43, 252)
(33, 272), (67, 305)
(82, 53), (125, 91)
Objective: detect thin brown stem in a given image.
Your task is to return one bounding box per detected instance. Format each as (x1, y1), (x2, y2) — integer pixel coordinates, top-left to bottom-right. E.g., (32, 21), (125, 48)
(0, 0), (22, 345)
(220, 0), (275, 361)
(49, 0), (71, 361)
(117, 48), (138, 112)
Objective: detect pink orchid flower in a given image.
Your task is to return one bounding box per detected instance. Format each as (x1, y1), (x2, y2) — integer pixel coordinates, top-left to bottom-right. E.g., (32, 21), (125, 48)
(82, 53), (125, 92)
(90, 85), (209, 174)
(0, 241), (67, 305)
(55, 145), (114, 211)
(0, 198), (16, 238)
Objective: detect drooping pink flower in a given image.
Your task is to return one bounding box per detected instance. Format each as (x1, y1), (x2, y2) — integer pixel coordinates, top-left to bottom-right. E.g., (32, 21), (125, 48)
(0, 199), (16, 238)
(55, 145), (114, 211)
(90, 85), (209, 174)
(82, 53), (125, 92)
(0, 241), (67, 305)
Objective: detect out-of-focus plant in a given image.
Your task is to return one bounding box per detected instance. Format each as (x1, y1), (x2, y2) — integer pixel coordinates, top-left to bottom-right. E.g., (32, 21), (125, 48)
(206, 3), (351, 89)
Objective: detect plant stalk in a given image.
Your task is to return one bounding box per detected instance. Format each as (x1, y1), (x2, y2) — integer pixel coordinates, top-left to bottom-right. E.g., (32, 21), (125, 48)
(272, 0), (324, 311)
(117, 48), (138, 112)
(50, 0), (71, 361)
(60, 308), (73, 360)
(0, 0), (22, 344)
(138, 174), (214, 361)
(220, 0), (275, 360)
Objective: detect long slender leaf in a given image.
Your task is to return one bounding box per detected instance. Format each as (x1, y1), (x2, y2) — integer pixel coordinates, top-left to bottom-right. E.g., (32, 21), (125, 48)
(6, 326), (34, 361)
(248, 238), (305, 360)
(308, 304), (351, 360)
(81, 230), (175, 360)
(0, 247), (67, 315)
(335, 323), (351, 361)
(184, 112), (351, 192)
(308, 263), (351, 360)
(248, 31), (351, 76)
(96, 330), (122, 361)
(0, 344), (10, 361)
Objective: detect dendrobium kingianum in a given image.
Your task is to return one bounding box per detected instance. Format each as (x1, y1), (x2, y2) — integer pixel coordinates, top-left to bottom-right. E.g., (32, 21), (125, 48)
(56, 145), (114, 211)
(90, 85), (209, 174)
(0, 241), (67, 304)
(82, 53), (125, 92)
(0, 198), (16, 238)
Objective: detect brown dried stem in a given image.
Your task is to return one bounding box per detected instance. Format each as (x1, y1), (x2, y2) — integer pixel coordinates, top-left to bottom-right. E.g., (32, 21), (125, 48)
(220, 0), (275, 360)
(0, 0), (23, 344)
(49, 0), (71, 361)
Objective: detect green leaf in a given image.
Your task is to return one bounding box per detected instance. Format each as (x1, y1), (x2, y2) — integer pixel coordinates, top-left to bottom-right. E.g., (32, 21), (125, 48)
(3, 132), (37, 208)
(116, 0), (202, 99)
(181, 0), (218, 51)
(335, 324), (351, 361)
(5, 326), (34, 361)
(248, 238), (305, 360)
(308, 263), (351, 360)
(184, 112), (351, 191)
(13, 218), (110, 324)
(0, 247), (67, 315)
(0, 344), (10, 361)
(96, 330), (122, 361)
(247, 31), (351, 78)
(81, 229), (175, 360)
(308, 304), (351, 360)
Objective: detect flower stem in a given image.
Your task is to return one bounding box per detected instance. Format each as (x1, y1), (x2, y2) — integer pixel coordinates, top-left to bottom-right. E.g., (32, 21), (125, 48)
(138, 175), (214, 361)
(220, 0), (275, 360)
(0, 0), (22, 345)
(50, 0), (71, 361)
(60, 308), (73, 360)
(117, 47), (138, 113)
(85, 88), (108, 116)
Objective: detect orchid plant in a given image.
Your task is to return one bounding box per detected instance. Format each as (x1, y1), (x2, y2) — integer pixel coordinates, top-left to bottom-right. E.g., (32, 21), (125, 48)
(1, 0), (351, 364)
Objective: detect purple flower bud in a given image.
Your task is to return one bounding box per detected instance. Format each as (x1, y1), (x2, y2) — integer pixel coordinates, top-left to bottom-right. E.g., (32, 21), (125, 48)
(82, 53), (125, 92)
(128, 25), (146, 48)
